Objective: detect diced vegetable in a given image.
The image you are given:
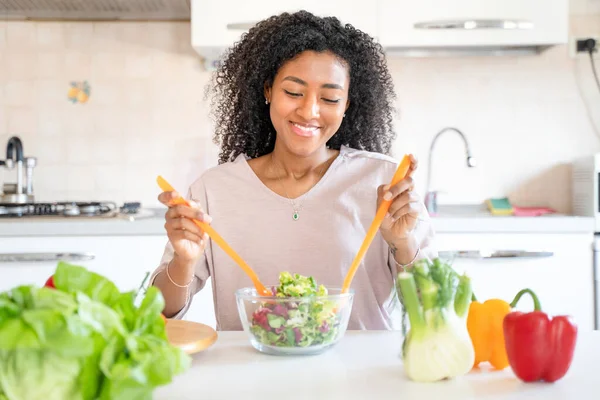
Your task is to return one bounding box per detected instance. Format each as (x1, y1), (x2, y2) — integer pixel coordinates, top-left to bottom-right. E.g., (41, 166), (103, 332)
(396, 258), (475, 382)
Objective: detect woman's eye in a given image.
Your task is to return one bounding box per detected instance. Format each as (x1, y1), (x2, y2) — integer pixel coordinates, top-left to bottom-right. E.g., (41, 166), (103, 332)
(283, 90), (340, 104)
(284, 90), (301, 97)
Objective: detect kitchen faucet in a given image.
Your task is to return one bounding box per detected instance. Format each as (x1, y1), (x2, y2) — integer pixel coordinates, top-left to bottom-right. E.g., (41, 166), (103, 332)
(1, 136), (37, 203)
(424, 127), (476, 215)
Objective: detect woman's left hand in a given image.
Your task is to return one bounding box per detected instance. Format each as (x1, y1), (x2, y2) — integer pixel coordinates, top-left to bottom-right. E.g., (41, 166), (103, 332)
(377, 154), (423, 244)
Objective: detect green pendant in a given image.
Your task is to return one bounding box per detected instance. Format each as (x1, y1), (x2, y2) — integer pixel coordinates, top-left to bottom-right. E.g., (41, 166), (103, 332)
(292, 211), (299, 221)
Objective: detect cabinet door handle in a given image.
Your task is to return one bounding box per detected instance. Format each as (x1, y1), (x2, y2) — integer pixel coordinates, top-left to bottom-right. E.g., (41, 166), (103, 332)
(0, 253), (96, 263)
(414, 19), (534, 30)
(440, 250), (554, 259)
(226, 22), (257, 30)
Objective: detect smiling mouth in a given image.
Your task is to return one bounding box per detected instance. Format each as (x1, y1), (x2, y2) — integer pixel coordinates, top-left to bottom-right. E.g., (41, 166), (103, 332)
(290, 121), (320, 136)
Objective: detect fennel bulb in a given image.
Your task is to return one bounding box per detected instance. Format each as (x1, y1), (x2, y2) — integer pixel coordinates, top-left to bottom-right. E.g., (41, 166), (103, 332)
(396, 258), (475, 382)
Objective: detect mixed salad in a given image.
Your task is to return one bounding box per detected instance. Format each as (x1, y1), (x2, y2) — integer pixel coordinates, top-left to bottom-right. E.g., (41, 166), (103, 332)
(249, 272), (341, 348)
(0, 262), (190, 400)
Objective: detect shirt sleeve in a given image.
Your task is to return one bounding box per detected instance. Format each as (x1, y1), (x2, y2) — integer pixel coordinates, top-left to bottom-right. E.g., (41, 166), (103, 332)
(149, 179), (211, 320)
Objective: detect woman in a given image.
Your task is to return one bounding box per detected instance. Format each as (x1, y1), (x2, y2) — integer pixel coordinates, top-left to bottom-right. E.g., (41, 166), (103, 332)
(151, 10), (437, 331)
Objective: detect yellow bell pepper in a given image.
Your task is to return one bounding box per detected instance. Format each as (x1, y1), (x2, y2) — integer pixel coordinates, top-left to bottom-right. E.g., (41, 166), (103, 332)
(467, 289), (532, 370)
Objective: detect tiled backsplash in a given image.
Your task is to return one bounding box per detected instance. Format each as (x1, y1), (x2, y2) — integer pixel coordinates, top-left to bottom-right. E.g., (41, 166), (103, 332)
(0, 6), (599, 214)
(0, 21), (218, 206)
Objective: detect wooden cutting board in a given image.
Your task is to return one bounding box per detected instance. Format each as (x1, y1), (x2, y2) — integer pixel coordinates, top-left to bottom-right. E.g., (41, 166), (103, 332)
(166, 320), (218, 354)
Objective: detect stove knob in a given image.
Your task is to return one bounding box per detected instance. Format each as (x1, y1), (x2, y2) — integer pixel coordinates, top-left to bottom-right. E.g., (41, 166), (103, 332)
(63, 204), (80, 216)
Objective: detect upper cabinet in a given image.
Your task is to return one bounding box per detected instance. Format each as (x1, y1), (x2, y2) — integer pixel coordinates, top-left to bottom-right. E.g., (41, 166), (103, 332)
(191, 0), (378, 66)
(378, 0), (569, 50)
(191, 0), (569, 64)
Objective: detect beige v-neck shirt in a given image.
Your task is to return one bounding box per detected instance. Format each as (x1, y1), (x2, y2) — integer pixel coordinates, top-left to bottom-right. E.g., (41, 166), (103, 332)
(151, 145), (438, 331)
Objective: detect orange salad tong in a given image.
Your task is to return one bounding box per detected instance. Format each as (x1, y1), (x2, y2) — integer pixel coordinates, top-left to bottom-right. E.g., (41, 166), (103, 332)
(156, 176), (272, 296)
(341, 155), (412, 293)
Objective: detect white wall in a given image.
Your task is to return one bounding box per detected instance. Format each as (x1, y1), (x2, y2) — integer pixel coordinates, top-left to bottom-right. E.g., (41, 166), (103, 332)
(391, 1), (600, 213)
(0, 1), (598, 214)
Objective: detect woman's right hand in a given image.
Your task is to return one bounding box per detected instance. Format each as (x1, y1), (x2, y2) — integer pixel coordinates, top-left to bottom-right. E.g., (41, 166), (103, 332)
(158, 191), (212, 264)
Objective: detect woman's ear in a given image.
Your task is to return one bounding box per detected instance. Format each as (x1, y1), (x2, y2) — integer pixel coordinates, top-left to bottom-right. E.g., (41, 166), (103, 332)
(263, 82), (271, 104)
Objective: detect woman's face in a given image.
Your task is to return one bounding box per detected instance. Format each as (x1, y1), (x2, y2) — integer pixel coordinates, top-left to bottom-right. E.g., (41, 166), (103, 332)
(265, 50), (350, 158)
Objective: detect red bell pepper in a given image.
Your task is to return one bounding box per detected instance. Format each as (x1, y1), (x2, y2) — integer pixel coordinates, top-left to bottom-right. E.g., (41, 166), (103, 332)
(44, 275), (55, 288)
(503, 288), (577, 383)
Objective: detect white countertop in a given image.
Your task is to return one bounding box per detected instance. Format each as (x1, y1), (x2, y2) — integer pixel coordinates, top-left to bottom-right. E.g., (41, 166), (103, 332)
(430, 204), (595, 233)
(432, 214), (594, 234)
(0, 208), (168, 237)
(0, 205), (595, 237)
(155, 330), (599, 400)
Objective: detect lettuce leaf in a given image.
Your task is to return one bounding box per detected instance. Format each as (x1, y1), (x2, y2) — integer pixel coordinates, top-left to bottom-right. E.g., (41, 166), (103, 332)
(98, 334), (190, 400)
(0, 349), (86, 400)
(0, 285), (102, 400)
(53, 262), (121, 307)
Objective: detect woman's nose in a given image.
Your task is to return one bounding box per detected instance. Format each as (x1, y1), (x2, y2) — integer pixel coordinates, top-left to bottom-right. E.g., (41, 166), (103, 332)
(297, 95), (320, 120)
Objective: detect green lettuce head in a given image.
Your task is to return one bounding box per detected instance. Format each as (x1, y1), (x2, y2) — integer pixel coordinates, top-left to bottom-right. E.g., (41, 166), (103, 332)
(0, 262), (190, 400)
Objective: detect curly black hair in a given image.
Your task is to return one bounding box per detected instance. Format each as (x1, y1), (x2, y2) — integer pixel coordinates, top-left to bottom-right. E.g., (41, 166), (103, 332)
(207, 10), (397, 164)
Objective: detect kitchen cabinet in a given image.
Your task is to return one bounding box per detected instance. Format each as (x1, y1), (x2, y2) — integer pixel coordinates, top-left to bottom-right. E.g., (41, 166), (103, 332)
(435, 232), (595, 332)
(191, 0), (569, 63)
(0, 236), (166, 292)
(192, 0), (378, 63)
(378, 0), (569, 49)
(5, 229), (590, 332)
(0, 235), (217, 328)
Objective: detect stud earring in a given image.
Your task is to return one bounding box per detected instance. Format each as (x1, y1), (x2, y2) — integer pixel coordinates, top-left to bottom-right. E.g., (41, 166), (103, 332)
(265, 99), (269, 104)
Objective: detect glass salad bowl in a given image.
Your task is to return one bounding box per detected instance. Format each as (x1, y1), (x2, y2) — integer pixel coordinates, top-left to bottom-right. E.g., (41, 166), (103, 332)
(235, 273), (354, 356)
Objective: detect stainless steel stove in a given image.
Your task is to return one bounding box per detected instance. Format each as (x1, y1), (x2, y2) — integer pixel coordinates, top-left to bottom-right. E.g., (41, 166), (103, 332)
(0, 136), (151, 221)
(0, 201), (141, 218)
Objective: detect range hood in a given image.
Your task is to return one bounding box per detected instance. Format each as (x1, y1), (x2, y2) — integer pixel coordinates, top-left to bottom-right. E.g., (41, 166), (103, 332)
(0, 0), (191, 21)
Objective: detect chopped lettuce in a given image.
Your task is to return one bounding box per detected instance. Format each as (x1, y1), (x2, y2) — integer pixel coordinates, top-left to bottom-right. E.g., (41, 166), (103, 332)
(275, 272), (328, 298)
(0, 262), (190, 400)
(249, 272), (340, 348)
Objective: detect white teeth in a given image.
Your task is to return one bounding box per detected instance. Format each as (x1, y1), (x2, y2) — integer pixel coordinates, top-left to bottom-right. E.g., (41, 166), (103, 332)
(292, 122), (318, 132)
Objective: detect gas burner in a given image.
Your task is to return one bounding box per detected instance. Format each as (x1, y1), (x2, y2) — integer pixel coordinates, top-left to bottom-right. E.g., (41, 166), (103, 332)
(0, 201), (119, 218)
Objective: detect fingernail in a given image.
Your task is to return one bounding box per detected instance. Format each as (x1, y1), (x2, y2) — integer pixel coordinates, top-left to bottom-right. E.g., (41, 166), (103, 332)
(383, 192), (392, 201)
(383, 185), (390, 191)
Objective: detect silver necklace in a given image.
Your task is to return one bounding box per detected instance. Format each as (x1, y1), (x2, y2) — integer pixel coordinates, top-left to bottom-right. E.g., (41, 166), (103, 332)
(271, 154), (328, 221)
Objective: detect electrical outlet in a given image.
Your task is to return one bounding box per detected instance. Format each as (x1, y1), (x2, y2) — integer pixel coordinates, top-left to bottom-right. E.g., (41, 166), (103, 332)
(570, 35), (599, 58)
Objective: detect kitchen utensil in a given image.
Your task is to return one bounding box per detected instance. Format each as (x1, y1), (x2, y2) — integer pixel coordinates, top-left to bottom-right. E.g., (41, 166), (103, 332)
(1, 136), (36, 204)
(165, 320), (218, 354)
(156, 176), (272, 296)
(341, 155), (411, 294)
